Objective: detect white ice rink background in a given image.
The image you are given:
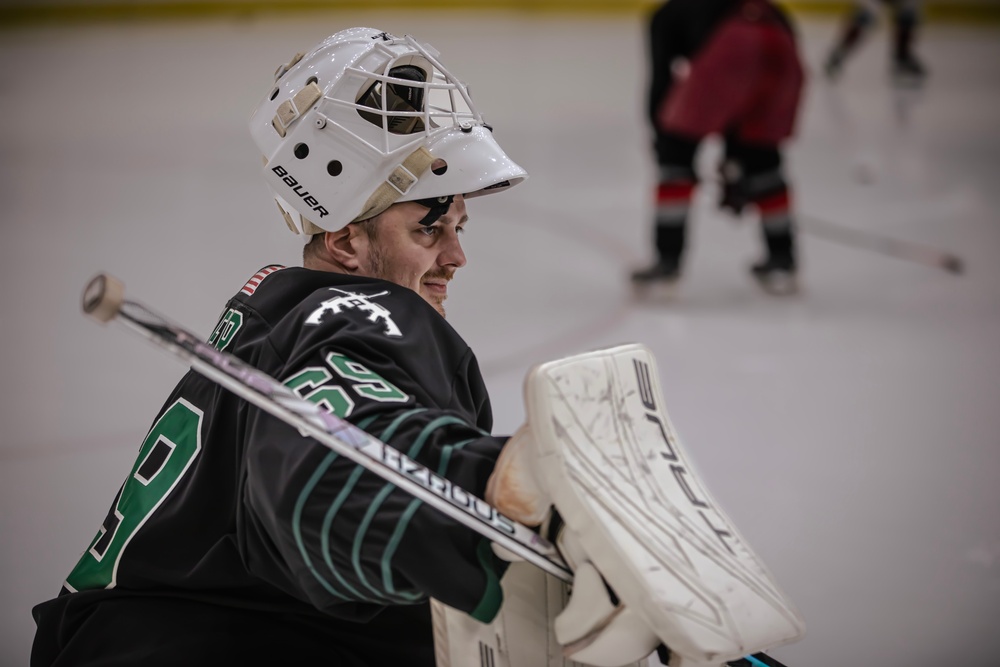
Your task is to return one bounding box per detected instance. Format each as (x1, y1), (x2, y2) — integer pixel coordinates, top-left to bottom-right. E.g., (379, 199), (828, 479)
(1, 8), (999, 667)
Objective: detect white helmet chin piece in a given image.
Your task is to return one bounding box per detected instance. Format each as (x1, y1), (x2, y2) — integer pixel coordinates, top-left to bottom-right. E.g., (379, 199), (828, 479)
(249, 27), (528, 235)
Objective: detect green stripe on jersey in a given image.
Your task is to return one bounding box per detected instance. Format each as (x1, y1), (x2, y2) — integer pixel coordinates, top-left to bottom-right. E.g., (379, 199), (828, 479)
(291, 414), (380, 602)
(470, 539), (504, 623)
(291, 452), (352, 601)
(381, 437), (479, 594)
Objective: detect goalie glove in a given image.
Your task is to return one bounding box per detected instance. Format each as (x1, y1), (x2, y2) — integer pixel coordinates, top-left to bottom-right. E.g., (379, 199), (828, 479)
(487, 430), (661, 666)
(552, 519), (661, 667)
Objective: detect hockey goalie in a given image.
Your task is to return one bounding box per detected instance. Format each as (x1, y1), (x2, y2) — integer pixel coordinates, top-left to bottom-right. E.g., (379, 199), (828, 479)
(435, 343), (806, 667)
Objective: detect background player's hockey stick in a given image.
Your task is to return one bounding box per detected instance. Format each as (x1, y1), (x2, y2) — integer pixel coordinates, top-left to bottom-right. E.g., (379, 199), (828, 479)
(800, 213), (964, 275)
(81, 273), (791, 667)
(706, 166), (963, 276)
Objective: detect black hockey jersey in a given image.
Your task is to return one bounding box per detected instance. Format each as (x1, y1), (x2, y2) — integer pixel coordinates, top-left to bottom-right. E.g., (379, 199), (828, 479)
(31, 266), (509, 667)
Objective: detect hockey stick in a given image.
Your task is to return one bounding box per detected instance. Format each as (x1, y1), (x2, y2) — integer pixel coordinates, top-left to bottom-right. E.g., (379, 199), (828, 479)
(81, 273), (790, 667)
(730, 653), (788, 667)
(799, 213), (964, 275)
(81, 273), (571, 582)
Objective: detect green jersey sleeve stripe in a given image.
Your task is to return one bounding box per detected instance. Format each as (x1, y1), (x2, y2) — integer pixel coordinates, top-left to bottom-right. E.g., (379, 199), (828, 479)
(378, 407), (428, 441)
(367, 416), (470, 597)
(404, 416), (469, 460)
(290, 414), (382, 604)
(355, 415), (379, 431)
(380, 498), (423, 595)
(438, 435), (504, 621)
(291, 451), (350, 601)
(320, 465), (392, 602)
(352, 484), (423, 602)
(380, 437), (478, 593)
(309, 411), (441, 603)
(470, 538), (504, 623)
(436, 437), (479, 479)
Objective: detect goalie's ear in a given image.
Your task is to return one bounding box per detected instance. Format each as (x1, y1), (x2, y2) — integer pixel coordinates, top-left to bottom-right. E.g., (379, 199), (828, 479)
(322, 226), (365, 271)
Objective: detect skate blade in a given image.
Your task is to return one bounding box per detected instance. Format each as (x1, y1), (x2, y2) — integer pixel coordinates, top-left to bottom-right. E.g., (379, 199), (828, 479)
(754, 272), (799, 296)
(892, 72), (926, 89)
(631, 278), (680, 303)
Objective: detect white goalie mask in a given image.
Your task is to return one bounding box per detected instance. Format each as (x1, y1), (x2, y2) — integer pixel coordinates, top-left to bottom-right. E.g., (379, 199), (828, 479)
(249, 27), (528, 235)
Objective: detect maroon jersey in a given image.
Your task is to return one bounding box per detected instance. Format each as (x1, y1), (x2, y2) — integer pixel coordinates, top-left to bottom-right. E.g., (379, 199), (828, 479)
(649, 0), (802, 144)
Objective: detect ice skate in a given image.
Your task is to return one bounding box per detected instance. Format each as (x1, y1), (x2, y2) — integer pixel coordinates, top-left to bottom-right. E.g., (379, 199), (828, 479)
(631, 258), (681, 300)
(823, 51), (845, 81)
(750, 255), (798, 296)
(892, 54), (927, 87)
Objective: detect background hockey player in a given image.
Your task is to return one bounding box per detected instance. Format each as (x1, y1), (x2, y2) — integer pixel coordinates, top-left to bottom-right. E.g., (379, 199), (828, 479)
(631, 0), (805, 296)
(824, 0), (928, 84)
(31, 27), (537, 667)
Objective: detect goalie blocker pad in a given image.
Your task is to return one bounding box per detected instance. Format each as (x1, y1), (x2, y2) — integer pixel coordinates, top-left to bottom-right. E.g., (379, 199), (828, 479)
(525, 344), (805, 664)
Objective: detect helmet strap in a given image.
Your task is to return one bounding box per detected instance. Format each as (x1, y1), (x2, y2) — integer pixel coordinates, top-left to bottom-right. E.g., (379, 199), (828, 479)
(353, 146), (435, 222)
(413, 195), (455, 226)
(271, 82), (322, 138)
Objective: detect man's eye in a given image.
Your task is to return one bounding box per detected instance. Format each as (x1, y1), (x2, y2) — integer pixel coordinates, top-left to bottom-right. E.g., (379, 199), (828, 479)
(419, 226), (440, 237)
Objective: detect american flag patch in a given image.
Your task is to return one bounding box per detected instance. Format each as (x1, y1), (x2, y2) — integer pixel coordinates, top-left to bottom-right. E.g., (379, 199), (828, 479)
(240, 265), (285, 297)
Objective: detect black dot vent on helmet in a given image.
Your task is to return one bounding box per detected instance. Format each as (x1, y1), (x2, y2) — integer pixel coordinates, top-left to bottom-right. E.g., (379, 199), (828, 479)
(413, 195), (454, 226)
(357, 65), (428, 135)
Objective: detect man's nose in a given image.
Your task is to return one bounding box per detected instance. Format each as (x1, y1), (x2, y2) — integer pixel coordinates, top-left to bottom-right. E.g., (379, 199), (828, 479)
(440, 231), (467, 268)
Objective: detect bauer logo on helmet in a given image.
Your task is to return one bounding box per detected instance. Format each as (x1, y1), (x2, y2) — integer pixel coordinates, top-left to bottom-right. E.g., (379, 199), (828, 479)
(270, 165), (329, 218)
